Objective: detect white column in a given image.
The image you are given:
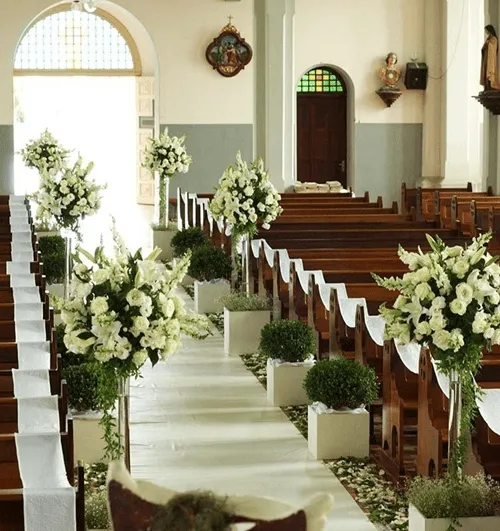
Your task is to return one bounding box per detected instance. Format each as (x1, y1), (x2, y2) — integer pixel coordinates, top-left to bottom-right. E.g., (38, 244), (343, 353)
(442, 0), (483, 188)
(254, 0), (295, 192)
(421, 0), (444, 187)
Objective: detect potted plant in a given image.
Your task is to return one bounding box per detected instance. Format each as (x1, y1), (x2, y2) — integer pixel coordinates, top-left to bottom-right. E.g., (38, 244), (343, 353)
(220, 292), (271, 356)
(171, 227), (209, 258)
(39, 235), (66, 298)
(85, 490), (110, 530)
(407, 474), (500, 530)
(143, 128), (192, 261)
(304, 356), (378, 459)
(59, 324), (110, 464)
(260, 319), (316, 406)
(189, 246), (232, 314)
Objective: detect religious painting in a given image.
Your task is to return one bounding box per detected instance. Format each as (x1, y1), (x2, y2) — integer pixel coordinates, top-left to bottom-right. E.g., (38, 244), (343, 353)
(205, 18), (253, 78)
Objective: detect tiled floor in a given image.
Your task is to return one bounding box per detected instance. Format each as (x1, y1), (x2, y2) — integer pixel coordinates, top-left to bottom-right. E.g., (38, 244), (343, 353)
(130, 291), (375, 530)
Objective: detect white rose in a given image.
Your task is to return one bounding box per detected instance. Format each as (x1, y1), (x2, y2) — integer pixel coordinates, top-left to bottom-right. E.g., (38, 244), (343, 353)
(429, 312), (447, 331)
(431, 297), (446, 310)
(90, 296), (108, 316)
(93, 268), (110, 285)
(484, 327), (495, 340)
(133, 316), (150, 333)
(126, 288), (145, 307)
(489, 291), (500, 305)
(452, 259), (470, 279)
(455, 282), (473, 303)
(432, 329), (452, 351)
(491, 329), (500, 345)
(133, 350), (149, 367)
(472, 312), (489, 334)
(416, 321), (432, 336)
(415, 282), (433, 301)
(450, 298), (468, 316)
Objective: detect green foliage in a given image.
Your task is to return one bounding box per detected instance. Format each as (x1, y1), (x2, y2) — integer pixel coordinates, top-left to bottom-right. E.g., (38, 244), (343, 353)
(188, 246), (232, 282)
(62, 363), (101, 412)
(38, 235), (66, 284)
(85, 490), (110, 530)
(259, 319), (315, 362)
(219, 292), (271, 312)
(171, 227), (209, 258)
(150, 491), (231, 531)
(303, 357), (378, 409)
(407, 474), (500, 522)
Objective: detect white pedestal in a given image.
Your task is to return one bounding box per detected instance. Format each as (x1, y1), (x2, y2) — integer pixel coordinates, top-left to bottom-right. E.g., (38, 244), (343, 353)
(35, 230), (60, 238)
(194, 280), (230, 314)
(73, 412), (108, 464)
(266, 359), (313, 406)
(223, 308), (270, 355)
(47, 283), (64, 298)
(152, 228), (177, 262)
(307, 406), (370, 460)
(408, 504), (500, 531)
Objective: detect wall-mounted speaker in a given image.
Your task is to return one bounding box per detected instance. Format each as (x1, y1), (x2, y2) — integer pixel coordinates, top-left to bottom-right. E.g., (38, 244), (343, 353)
(404, 62), (428, 90)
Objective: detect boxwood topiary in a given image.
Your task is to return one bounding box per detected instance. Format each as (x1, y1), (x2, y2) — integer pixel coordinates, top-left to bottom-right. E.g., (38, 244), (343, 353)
(259, 319), (315, 362)
(188, 246), (232, 282)
(63, 363), (100, 412)
(38, 235), (66, 284)
(170, 227), (209, 258)
(303, 357), (378, 410)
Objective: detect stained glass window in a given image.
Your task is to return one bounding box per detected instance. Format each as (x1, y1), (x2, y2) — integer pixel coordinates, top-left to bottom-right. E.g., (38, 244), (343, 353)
(297, 68), (344, 93)
(14, 8), (140, 74)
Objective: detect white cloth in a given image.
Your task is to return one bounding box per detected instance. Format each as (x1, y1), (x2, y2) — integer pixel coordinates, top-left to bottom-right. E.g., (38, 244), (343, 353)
(395, 342), (421, 374)
(263, 240), (274, 267)
(337, 297), (366, 328)
(7, 262), (33, 275)
(12, 369), (51, 398)
(15, 303), (44, 321)
(251, 239), (262, 258)
(477, 388), (500, 436)
(9, 274), (36, 288)
(16, 320), (46, 342)
(15, 433), (76, 531)
(17, 396), (60, 434)
(430, 357), (450, 398)
(364, 314), (385, 346)
(297, 270), (324, 295)
(17, 342), (51, 370)
(12, 287), (40, 304)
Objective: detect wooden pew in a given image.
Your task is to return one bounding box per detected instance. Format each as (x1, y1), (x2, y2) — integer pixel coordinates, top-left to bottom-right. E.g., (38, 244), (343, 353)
(401, 182), (472, 215)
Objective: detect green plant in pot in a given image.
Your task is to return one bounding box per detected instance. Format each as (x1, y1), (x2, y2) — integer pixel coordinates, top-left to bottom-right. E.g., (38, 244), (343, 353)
(407, 473), (500, 531)
(260, 319), (316, 407)
(304, 357), (378, 459)
(38, 235), (66, 284)
(171, 227), (209, 258)
(190, 246), (232, 314)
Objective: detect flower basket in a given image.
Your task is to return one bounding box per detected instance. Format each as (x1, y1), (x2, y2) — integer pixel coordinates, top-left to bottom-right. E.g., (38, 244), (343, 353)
(266, 359), (313, 406)
(223, 308), (270, 355)
(408, 504), (500, 531)
(194, 280), (230, 314)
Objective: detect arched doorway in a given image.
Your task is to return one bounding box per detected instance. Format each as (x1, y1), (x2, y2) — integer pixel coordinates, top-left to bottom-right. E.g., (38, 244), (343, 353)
(296, 67), (348, 186)
(13, 3), (156, 250)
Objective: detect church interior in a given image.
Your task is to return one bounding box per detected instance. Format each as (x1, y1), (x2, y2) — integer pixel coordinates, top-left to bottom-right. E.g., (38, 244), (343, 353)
(2, 0), (500, 530)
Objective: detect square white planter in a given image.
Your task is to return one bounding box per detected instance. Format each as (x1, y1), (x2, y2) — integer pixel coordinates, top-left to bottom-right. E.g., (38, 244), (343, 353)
(194, 280), (230, 314)
(73, 412), (108, 464)
(224, 308), (270, 355)
(47, 283), (64, 298)
(152, 228), (177, 262)
(308, 405), (369, 459)
(408, 504), (500, 531)
(266, 359), (314, 407)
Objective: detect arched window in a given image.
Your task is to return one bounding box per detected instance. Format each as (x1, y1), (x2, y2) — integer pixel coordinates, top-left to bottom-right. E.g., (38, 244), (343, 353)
(297, 68), (344, 93)
(14, 6), (141, 75)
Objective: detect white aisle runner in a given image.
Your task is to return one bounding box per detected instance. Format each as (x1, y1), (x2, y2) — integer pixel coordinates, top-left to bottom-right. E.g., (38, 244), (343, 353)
(8, 196), (76, 531)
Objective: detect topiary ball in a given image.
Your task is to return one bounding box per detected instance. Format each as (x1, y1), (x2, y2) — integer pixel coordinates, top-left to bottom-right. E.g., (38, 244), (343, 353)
(259, 319), (315, 362)
(303, 357), (378, 410)
(188, 246), (232, 282)
(171, 227), (209, 258)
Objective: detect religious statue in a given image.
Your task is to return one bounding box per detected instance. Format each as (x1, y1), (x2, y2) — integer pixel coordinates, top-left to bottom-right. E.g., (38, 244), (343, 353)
(206, 16), (253, 78)
(378, 52), (401, 91)
(480, 25), (500, 91)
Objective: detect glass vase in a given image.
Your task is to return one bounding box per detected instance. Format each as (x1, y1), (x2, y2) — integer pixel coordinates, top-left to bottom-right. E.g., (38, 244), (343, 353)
(117, 376), (131, 470)
(60, 228), (74, 299)
(448, 369), (462, 478)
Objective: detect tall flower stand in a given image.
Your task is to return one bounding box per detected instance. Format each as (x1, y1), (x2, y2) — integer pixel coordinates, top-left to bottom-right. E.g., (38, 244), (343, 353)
(153, 171), (177, 261)
(447, 370), (462, 477)
(117, 376), (131, 470)
(61, 229), (74, 298)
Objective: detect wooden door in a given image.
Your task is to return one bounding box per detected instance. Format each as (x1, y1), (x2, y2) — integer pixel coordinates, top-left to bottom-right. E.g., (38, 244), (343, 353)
(297, 93), (347, 185)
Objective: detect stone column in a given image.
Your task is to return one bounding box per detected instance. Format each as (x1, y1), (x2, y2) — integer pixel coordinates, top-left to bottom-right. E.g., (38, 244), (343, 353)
(254, 0), (295, 192)
(441, 0), (483, 188)
(421, 0), (444, 188)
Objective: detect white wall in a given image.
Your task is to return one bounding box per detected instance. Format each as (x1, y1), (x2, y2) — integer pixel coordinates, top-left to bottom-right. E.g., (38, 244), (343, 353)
(0, 0), (254, 125)
(295, 0), (426, 124)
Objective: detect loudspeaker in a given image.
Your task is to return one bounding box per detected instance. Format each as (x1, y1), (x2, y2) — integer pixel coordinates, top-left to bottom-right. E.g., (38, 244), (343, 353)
(404, 63), (428, 90)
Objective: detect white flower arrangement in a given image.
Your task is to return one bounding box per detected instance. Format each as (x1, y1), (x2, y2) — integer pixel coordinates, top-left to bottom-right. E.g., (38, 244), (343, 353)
(374, 232), (500, 359)
(209, 152), (283, 237)
(19, 129), (70, 174)
(31, 156), (105, 234)
(61, 233), (211, 369)
(143, 128), (192, 227)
